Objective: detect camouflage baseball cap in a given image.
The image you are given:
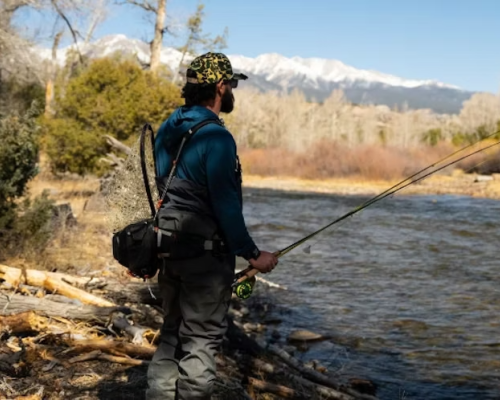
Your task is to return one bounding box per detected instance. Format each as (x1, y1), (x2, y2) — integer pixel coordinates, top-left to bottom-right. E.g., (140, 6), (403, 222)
(186, 52), (248, 85)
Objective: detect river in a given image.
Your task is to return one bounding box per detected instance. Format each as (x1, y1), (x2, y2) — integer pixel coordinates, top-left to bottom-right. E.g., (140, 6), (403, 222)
(242, 187), (500, 400)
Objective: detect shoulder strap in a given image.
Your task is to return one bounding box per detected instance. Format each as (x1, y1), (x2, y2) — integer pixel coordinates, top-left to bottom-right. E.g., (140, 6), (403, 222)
(139, 123), (157, 218)
(153, 118), (221, 219)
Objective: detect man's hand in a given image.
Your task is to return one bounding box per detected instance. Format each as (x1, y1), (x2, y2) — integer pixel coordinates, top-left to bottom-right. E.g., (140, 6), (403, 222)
(249, 251), (278, 274)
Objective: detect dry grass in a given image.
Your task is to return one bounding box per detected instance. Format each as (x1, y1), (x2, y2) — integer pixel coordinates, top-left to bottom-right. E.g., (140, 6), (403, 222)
(7, 155), (121, 276)
(240, 141), (455, 181)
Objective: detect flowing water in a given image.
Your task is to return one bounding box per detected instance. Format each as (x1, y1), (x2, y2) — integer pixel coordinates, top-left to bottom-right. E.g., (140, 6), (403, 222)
(242, 187), (500, 400)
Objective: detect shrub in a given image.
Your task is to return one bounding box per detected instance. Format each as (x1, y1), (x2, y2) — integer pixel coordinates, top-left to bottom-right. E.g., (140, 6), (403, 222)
(43, 57), (183, 175)
(1, 190), (56, 259)
(0, 108), (40, 230)
(0, 107), (56, 260)
(43, 118), (108, 175)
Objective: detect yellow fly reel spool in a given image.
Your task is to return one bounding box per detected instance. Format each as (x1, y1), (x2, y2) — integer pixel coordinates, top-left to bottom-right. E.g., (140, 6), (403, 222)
(234, 276), (256, 299)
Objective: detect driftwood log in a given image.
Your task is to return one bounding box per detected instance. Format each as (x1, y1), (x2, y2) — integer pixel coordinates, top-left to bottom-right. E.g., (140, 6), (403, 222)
(0, 265), (114, 307)
(96, 279), (162, 305)
(68, 350), (148, 366)
(0, 293), (130, 321)
(248, 377), (296, 398)
(251, 359), (354, 400)
(64, 338), (156, 359)
(110, 313), (157, 345)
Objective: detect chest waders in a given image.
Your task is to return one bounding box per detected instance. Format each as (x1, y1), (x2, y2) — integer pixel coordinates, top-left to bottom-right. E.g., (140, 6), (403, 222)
(112, 119), (227, 280)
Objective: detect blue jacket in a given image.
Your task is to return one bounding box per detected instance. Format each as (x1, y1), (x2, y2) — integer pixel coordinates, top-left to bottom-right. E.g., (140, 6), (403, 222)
(155, 105), (259, 260)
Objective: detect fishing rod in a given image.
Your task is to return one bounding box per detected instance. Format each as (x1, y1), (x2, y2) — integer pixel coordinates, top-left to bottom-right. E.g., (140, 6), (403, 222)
(232, 133), (500, 299)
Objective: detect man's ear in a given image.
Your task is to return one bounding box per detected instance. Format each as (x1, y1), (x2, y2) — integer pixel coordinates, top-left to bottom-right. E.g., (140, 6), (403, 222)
(216, 80), (225, 96)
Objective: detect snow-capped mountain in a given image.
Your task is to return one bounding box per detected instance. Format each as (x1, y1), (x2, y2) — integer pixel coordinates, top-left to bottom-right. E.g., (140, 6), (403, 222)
(40, 34), (474, 114)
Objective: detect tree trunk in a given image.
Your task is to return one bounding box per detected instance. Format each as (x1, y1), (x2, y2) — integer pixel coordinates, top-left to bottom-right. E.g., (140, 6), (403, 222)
(0, 293), (130, 322)
(44, 30), (63, 117)
(150, 0), (166, 72)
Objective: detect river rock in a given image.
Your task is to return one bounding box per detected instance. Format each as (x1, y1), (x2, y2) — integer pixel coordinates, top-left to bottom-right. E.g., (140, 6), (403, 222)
(228, 307), (244, 319)
(304, 359), (328, 374)
(348, 378), (378, 396)
(239, 306), (250, 316)
(287, 329), (325, 343)
(243, 323), (265, 333)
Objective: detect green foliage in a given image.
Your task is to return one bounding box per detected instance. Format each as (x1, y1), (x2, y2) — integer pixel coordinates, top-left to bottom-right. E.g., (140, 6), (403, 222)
(1, 190), (56, 259)
(43, 57), (182, 174)
(0, 77), (45, 118)
(43, 118), (108, 175)
(0, 107), (41, 230)
(421, 128), (443, 146)
(178, 4), (228, 55)
(0, 108), (55, 261)
(175, 3), (228, 75)
(451, 123), (500, 146)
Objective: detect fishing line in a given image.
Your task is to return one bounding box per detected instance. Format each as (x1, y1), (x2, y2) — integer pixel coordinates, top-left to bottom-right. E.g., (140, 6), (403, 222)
(278, 138), (500, 258)
(302, 146), (500, 254)
(233, 134), (500, 296)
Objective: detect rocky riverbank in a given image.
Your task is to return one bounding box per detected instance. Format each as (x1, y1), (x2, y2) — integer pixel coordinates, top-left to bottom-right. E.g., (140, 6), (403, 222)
(0, 264), (377, 400)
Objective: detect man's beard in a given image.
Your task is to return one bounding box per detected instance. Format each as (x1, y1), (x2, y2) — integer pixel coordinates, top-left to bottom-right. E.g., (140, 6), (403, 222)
(220, 90), (234, 114)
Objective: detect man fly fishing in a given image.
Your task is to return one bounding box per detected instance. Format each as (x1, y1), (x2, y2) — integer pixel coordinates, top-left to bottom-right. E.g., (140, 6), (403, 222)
(145, 53), (278, 400)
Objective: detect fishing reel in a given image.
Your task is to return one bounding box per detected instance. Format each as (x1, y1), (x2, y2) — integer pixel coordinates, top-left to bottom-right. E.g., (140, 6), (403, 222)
(232, 268), (256, 299)
(233, 276), (256, 299)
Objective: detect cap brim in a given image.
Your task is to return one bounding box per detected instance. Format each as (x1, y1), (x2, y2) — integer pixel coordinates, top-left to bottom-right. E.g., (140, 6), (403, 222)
(232, 73), (248, 81)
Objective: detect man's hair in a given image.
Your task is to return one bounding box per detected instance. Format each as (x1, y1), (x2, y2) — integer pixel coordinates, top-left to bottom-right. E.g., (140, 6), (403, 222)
(181, 82), (217, 106)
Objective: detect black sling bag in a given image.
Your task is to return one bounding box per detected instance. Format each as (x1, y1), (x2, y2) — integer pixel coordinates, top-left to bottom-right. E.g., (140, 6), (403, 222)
(112, 119), (219, 279)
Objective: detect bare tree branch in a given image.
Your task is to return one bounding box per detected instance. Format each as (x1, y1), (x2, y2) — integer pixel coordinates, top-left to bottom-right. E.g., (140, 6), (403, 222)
(84, 0), (108, 44)
(50, 0), (84, 64)
(121, 0), (156, 13)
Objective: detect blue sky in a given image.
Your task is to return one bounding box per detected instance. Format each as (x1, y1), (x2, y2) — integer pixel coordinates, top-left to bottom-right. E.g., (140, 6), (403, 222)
(24, 0), (500, 93)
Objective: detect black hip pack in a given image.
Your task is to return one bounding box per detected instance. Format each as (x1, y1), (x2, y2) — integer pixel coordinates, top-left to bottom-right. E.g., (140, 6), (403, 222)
(112, 119), (222, 280)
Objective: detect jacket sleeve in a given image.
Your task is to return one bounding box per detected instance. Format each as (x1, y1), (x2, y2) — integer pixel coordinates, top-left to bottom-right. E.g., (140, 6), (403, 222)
(205, 132), (260, 260)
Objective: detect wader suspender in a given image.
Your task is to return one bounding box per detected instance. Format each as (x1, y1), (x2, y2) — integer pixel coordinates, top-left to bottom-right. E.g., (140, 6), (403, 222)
(155, 119), (220, 215)
(139, 119), (220, 222)
(142, 119), (224, 258)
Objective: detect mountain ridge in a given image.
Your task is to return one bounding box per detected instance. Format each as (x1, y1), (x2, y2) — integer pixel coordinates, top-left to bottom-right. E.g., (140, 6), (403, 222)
(37, 34), (475, 114)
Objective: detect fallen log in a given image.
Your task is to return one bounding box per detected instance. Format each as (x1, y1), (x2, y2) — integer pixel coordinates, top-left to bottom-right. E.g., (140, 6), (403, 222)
(97, 279), (162, 305)
(69, 349), (148, 366)
(0, 265), (114, 307)
(0, 264), (105, 288)
(104, 135), (132, 155)
(65, 338), (156, 359)
(248, 377), (296, 398)
(0, 293), (130, 321)
(111, 314), (157, 345)
(251, 358), (355, 400)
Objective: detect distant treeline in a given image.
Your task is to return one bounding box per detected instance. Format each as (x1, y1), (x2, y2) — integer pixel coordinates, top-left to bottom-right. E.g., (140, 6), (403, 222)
(2, 55), (500, 178)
